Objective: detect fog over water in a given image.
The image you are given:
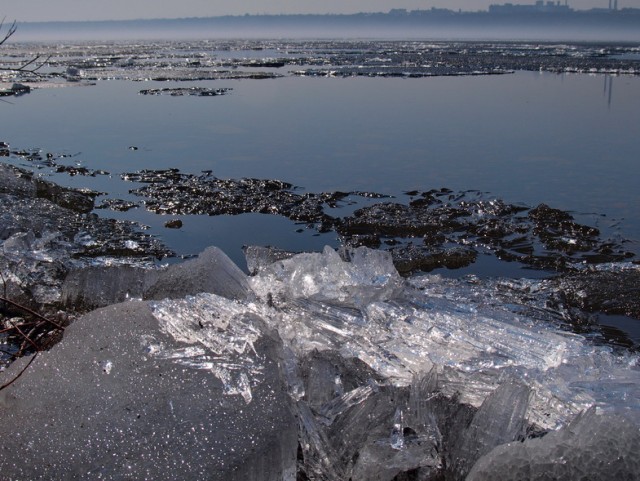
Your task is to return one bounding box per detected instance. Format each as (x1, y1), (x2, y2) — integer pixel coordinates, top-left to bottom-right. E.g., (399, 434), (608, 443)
(12, 17), (640, 43)
(7, 0), (640, 22)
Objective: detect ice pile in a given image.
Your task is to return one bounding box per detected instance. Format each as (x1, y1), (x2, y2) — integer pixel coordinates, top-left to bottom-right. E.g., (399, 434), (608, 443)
(148, 246), (640, 479)
(1, 245), (639, 480)
(243, 247), (640, 425)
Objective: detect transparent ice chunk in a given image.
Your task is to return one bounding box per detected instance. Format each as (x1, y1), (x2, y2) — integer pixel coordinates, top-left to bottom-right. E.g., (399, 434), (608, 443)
(390, 408), (404, 450)
(245, 245), (640, 432)
(249, 245), (403, 307)
(150, 293), (265, 404)
(6, 243), (639, 479)
(450, 379), (531, 479)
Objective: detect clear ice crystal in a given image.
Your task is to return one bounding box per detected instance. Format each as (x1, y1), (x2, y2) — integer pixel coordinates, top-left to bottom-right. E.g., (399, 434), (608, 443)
(390, 408), (405, 450)
(149, 293), (265, 404)
(140, 245), (640, 478)
(145, 246), (640, 430)
(249, 245), (403, 306)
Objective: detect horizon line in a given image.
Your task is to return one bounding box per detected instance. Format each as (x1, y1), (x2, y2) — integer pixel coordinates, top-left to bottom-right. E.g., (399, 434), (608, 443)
(16, 6), (640, 26)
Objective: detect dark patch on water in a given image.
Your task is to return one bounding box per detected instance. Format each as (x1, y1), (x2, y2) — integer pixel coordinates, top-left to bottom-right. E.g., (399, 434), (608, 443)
(138, 87), (232, 96)
(122, 169), (635, 275)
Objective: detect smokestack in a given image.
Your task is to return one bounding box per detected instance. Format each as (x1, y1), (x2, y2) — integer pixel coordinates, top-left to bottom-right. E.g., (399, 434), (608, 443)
(614, 0), (618, 9)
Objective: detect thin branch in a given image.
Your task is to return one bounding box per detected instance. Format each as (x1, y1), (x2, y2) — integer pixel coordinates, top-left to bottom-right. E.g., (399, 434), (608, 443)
(0, 296), (65, 331)
(0, 55), (52, 76)
(11, 320), (39, 356)
(0, 18), (50, 75)
(0, 18), (17, 47)
(0, 352), (38, 391)
(0, 322), (38, 335)
(15, 55), (42, 71)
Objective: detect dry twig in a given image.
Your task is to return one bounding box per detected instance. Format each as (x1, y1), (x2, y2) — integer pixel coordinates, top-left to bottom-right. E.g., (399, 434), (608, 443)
(0, 17), (51, 75)
(0, 272), (66, 391)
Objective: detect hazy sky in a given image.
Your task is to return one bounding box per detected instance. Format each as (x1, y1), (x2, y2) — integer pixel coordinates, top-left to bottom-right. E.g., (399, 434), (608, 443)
(4, 0), (640, 22)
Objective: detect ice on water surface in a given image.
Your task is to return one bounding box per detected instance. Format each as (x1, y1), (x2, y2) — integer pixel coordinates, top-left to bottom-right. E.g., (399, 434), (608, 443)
(146, 245), (640, 478)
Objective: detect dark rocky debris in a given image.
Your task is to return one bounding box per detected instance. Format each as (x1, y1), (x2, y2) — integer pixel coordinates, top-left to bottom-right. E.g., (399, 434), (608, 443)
(0, 83), (31, 97)
(139, 87), (232, 96)
(0, 164), (172, 317)
(124, 170), (635, 275)
(553, 269), (640, 320)
(0, 143), (109, 177)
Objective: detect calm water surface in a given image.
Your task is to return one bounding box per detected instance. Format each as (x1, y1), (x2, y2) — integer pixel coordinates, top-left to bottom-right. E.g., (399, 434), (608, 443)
(2, 70), (639, 270)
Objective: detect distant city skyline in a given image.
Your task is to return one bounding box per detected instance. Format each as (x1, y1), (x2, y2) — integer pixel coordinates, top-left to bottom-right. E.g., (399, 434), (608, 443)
(4, 0), (640, 23)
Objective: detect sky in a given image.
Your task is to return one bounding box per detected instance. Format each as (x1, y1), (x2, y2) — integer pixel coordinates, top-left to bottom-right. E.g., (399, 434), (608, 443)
(3, 0), (640, 22)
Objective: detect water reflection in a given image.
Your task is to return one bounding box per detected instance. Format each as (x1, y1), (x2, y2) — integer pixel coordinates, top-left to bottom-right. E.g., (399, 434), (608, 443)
(0, 42), (639, 264)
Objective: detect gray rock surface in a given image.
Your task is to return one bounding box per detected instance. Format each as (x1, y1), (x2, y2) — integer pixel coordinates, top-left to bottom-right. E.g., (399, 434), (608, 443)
(144, 246), (250, 301)
(0, 300), (296, 480)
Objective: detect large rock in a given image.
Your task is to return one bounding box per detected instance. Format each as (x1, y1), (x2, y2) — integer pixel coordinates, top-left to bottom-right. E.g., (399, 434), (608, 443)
(144, 246), (250, 301)
(0, 299), (296, 480)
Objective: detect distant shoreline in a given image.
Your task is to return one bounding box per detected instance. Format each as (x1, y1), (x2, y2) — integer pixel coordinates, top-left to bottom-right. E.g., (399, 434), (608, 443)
(11, 9), (640, 43)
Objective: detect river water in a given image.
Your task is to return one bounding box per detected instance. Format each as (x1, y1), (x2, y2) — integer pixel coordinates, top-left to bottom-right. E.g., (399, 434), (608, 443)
(0, 42), (640, 274)
(1, 40), (639, 272)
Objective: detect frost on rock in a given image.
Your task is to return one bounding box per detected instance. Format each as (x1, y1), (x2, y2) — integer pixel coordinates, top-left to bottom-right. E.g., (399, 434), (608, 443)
(0, 300), (297, 481)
